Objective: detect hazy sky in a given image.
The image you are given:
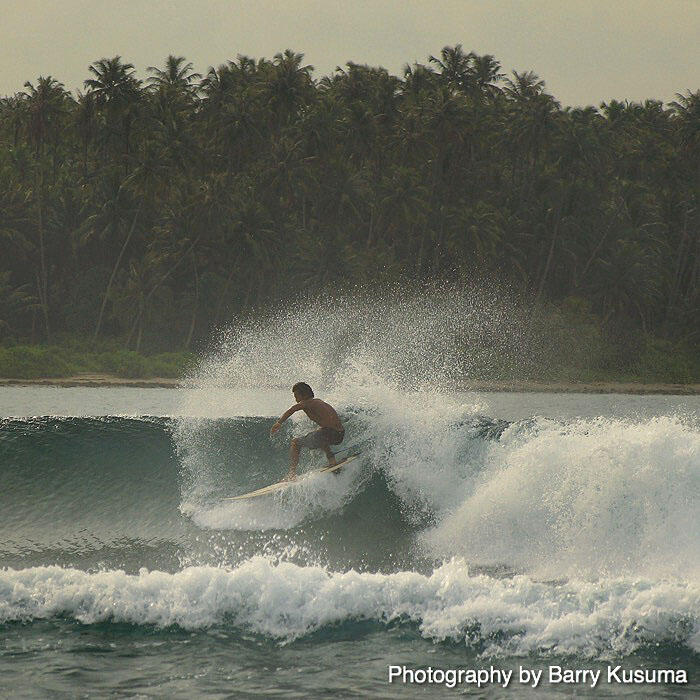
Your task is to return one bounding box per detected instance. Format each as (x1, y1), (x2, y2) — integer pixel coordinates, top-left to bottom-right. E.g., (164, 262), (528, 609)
(2, 0), (698, 106)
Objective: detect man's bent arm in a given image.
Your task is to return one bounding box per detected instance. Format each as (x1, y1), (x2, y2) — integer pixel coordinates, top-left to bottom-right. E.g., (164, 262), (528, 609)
(270, 403), (302, 434)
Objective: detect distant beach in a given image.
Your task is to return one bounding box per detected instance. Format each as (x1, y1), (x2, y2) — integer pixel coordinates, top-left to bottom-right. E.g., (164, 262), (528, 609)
(1, 374), (698, 394)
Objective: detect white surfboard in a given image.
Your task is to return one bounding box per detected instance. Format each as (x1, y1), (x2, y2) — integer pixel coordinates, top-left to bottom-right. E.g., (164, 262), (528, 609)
(224, 454), (360, 501)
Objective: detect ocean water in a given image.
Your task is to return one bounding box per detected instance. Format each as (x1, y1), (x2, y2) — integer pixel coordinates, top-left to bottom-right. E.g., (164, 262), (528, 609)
(1, 294), (699, 697)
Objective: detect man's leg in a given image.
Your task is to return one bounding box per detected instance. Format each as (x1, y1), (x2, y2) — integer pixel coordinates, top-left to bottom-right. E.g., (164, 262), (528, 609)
(286, 437), (300, 480)
(322, 444), (337, 466)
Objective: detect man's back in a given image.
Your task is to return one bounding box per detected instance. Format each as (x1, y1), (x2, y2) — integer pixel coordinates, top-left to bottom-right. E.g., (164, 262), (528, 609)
(271, 384), (346, 478)
(300, 398), (343, 431)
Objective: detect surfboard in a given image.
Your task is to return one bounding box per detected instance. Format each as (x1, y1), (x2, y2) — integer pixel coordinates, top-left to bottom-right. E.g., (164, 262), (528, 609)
(224, 454), (360, 501)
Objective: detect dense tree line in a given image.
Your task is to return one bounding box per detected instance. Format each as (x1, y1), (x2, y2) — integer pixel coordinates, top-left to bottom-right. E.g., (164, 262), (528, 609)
(0, 47), (698, 356)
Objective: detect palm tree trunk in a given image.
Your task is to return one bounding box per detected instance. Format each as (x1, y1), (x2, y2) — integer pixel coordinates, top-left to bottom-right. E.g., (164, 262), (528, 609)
(536, 204), (562, 301)
(665, 208), (690, 330)
(366, 208), (374, 249)
(29, 307), (36, 344)
(578, 225), (611, 286)
(35, 271), (49, 342)
(242, 272), (255, 308)
(127, 235), (202, 342)
(35, 165), (50, 341)
(213, 252), (241, 328)
(83, 137), (89, 179)
(184, 251), (199, 349)
(51, 141), (58, 185)
(94, 202), (142, 341)
(135, 316), (143, 352)
(431, 215), (445, 276)
(415, 230), (426, 276)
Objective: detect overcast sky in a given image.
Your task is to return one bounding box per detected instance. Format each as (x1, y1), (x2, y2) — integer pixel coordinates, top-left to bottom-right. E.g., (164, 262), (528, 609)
(2, 0), (698, 106)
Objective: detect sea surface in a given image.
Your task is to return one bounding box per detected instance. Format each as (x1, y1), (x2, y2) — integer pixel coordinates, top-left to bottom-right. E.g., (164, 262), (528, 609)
(1, 292), (699, 697)
(1, 383), (698, 698)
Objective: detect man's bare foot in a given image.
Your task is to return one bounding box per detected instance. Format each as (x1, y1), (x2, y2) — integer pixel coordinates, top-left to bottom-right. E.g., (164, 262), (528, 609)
(326, 459), (337, 467)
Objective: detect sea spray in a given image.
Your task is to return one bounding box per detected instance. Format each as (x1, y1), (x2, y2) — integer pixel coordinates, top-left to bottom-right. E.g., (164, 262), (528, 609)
(173, 283), (528, 521)
(178, 281), (535, 395)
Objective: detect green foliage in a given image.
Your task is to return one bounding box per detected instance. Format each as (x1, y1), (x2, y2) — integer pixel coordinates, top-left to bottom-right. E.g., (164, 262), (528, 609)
(146, 351), (197, 377)
(637, 337), (700, 383)
(0, 343), (194, 379)
(0, 346), (73, 378)
(95, 350), (147, 378)
(93, 349), (195, 378)
(0, 49), (698, 381)
(0, 331), (694, 383)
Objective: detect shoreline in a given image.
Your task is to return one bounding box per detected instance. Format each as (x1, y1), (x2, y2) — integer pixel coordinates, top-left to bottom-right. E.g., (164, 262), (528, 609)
(1, 375), (699, 394)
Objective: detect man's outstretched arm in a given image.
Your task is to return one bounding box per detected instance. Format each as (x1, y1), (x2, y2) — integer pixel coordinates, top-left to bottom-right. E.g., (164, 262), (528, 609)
(270, 403), (302, 435)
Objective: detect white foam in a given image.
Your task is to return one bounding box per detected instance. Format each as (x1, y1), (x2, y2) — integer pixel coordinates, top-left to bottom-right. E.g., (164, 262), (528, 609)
(422, 415), (700, 579)
(185, 461), (365, 530)
(0, 558), (697, 657)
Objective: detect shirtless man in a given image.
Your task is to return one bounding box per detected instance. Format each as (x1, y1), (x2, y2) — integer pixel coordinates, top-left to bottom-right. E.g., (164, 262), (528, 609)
(270, 382), (345, 480)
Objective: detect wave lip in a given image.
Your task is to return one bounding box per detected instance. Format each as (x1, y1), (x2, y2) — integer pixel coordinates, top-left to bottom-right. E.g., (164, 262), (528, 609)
(1, 558), (697, 658)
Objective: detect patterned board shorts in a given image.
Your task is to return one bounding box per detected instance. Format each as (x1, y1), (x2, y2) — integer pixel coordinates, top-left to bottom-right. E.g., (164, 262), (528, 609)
(297, 427), (345, 450)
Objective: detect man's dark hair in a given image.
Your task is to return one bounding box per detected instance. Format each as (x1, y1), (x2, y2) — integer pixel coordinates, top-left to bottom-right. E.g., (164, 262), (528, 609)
(292, 382), (314, 399)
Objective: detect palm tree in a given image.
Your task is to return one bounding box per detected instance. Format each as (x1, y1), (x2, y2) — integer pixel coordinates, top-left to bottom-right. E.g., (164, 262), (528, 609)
(73, 91), (98, 177)
(470, 54), (504, 98)
(200, 56), (256, 110)
(147, 55), (201, 93)
(84, 56), (142, 171)
(91, 139), (174, 341)
(0, 93), (28, 147)
(22, 76), (67, 155)
(429, 45), (474, 93)
(401, 63), (437, 97)
(260, 49), (314, 127)
(670, 89), (700, 179)
(200, 56), (259, 158)
(373, 165), (428, 260)
(84, 56), (139, 104)
(86, 172), (132, 340)
(21, 76), (68, 340)
(446, 200), (505, 272)
(502, 70), (559, 206)
(502, 70), (547, 102)
(0, 271), (37, 339)
(424, 85), (469, 187)
(112, 253), (167, 351)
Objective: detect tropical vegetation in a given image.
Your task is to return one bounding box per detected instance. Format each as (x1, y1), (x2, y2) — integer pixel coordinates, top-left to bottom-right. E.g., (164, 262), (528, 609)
(0, 47), (698, 381)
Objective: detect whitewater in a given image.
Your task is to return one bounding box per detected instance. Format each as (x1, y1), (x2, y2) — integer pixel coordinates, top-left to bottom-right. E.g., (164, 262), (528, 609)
(1, 289), (698, 697)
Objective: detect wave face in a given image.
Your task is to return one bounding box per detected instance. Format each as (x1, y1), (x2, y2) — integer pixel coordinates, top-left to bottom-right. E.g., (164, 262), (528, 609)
(2, 400), (698, 662)
(2, 288), (699, 694)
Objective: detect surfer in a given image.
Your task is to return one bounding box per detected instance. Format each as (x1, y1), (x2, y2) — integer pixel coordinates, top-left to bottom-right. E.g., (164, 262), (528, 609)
(270, 382), (345, 480)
